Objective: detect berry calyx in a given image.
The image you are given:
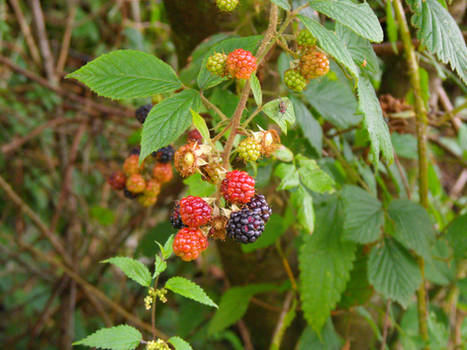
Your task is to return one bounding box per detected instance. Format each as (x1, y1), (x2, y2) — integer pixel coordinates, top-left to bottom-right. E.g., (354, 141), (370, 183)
(237, 136), (261, 162)
(216, 0), (239, 12)
(297, 29), (317, 49)
(221, 170), (255, 204)
(187, 129), (203, 143)
(226, 49), (257, 79)
(108, 171), (126, 190)
(227, 207), (265, 243)
(299, 51), (330, 80)
(153, 146), (174, 163)
(247, 194), (272, 223)
(169, 203), (186, 229)
(200, 162), (225, 184)
(260, 129), (281, 156)
(179, 196), (212, 227)
(135, 104), (152, 124)
(152, 163), (173, 183)
(174, 142), (199, 178)
(284, 69), (307, 92)
(173, 228), (208, 261)
(123, 154), (141, 176)
(209, 215), (228, 240)
(206, 52), (228, 77)
(126, 174), (146, 194)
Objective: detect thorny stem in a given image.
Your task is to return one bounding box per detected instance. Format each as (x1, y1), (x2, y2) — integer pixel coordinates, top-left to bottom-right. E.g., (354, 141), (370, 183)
(392, 0), (429, 347)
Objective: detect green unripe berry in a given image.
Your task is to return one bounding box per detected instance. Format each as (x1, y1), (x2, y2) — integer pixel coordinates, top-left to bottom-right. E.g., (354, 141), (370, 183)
(238, 137), (261, 162)
(216, 0), (239, 12)
(297, 29), (317, 48)
(284, 69), (307, 93)
(206, 52), (227, 77)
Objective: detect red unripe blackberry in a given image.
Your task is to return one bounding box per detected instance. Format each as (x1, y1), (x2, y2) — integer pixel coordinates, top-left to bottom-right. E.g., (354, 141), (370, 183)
(299, 51), (330, 80)
(135, 104), (152, 124)
(108, 171), (126, 190)
(179, 196), (212, 227)
(152, 163), (173, 183)
(126, 174), (146, 194)
(221, 170), (255, 204)
(152, 145), (174, 163)
(227, 207), (265, 243)
(173, 228), (208, 261)
(123, 154), (141, 176)
(187, 129), (203, 143)
(169, 203), (186, 229)
(226, 49), (257, 79)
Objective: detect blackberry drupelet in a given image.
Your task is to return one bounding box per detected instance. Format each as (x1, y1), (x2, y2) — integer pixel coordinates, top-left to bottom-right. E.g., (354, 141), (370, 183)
(227, 207), (265, 243)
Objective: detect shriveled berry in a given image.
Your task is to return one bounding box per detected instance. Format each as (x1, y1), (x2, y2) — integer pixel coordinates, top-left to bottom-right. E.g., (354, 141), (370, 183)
(169, 203), (186, 229)
(173, 228), (208, 261)
(179, 196), (212, 227)
(206, 52), (228, 77)
(153, 146), (174, 163)
(260, 129), (281, 156)
(221, 170), (255, 204)
(152, 163), (173, 183)
(247, 194), (272, 223)
(227, 207), (265, 243)
(208, 215), (228, 240)
(126, 174), (146, 194)
(216, 0), (239, 12)
(200, 162), (225, 184)
(284, 69), (307, 92)
(135, 104), (152, 124)
(108, 171), (126, 190)
(237, 136), (261, 162)
(226, 49), (257, 79)
(299, 51), (330, 80)
(123, 154), (141, 176)
(187, 129), (203, 143)
(174, 142), (199, 178)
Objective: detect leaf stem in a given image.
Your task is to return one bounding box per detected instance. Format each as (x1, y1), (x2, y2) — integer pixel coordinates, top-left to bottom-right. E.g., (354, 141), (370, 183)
(200, 91), (229, 121)
(392, 0), (429, 346)
(151, 275), (160, 340)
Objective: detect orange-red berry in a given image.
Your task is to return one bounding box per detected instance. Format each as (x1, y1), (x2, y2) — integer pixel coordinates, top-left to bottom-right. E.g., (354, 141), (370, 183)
(173, 228), (208, 261)
(152, 163), (173, 183)
(126, 174), (146, 194)
(226, 49), (257, 79)
(123, 154), (141, 176)
(108, 171), (126, 190)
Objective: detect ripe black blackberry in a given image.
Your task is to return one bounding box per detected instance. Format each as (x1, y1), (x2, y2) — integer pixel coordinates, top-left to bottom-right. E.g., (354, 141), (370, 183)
(135, 104), (152, 124)
(247, 194), (272, 223)
(169, 203), (185, 229)
(123, 187), (139, 199)
(153, 146), (175, 163)
(227, 207), (265, 243)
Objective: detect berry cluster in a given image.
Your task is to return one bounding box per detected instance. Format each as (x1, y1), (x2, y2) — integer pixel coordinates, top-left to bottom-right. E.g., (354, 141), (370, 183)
(284, 29), (330, 93)
(207, 48), (257, 80)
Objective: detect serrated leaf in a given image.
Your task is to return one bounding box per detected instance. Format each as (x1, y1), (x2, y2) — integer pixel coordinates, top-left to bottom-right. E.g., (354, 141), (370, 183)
(183, 173), (217, 197)
(208, 284), (276, 334)
(272, 145), (294, 162)
(388, 199), (435, 259)
(168, 336), (193, 350)
(249, 74), (262, 106)
(103, 257), (152, 287)
(197, 36), (262, 89)
(271, 0), (291, 11)
(241, 214), (288, 253)
(140, 89), (201, 161)
(162, 234), (175, 260)
(297, 155), (335, 193)
(341, 185), (384, 244)
(291, 97), (322, 155)
(298, 15), (359, 80)
(262, 97), (295, 134)
(67, 50), (181, 100)
(291, 186), (315, 233)
(357, 76), (393, 165)
(153, 255), (167, 279)
(308, 0), (383, 42)
(190, 109), (210, 144)
(296, 319), (343, 350)
(299, 197), (357, 331)
(73, 325), (142, 350)
(445, 213), (467, 259)
(407, 0), (467, 84)
(274, 163), (299, 190)
(165, 277), (217, 308)
(368, 238), (421, 308)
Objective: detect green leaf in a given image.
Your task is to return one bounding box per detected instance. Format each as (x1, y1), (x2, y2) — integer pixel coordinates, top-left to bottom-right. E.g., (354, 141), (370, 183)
(168, 337), (193, 350)
(241, 214), (288, 253)
(103, 257), (152, 287)
(307, 0), (383, 43)
(303, 74), (360, 129)
(388, 199), (435, 259)
(274, 163), (299, 190)
(291, 97), (322, 155)
(249, 74), (262, 106)
(271, 0), (291, 11)
(341, 185), (384, 244)
(291, 186), (315, 233)
(357, 76), (393, 165)
(296, 319), (343, 350)
(197, 36), (262, 89)
(165, 277), (217, 308)
(190, 109), (210, 143)
(446, 213), (467, 259)
(183, 173), (217, 197)
(407, 0), (467, 84)
(162, 234), (175, 259)
(272, 145), (294, 162)
(67, 50), (181, 100)
(262, 97), (295, 134)
(208, 284), (276, 334)
(298, 15), (359, 80)
(299, 197), (357, 332)
(297, 155), (335, 193)
(368, 238), (422, 307)
(140, 89), (201, 161)
(153, 255), (167, 279)
(90, 206), (115, 226)
(73, 325), (142, 350)
(391, 132), (418, 159)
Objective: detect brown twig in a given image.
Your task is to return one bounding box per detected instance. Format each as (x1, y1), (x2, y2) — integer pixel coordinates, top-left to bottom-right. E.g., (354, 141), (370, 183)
(269, 291), (295, 350)
(56, 0), (78, 75)
(237, 319), (255, 350)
